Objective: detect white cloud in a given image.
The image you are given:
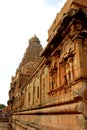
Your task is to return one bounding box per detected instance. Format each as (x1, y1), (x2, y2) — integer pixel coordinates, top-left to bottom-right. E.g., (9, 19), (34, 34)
(0, 0), (66, 105)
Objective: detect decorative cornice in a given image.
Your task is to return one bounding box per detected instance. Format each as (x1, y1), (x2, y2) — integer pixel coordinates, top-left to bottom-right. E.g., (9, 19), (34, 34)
(41, 9), (87, 58)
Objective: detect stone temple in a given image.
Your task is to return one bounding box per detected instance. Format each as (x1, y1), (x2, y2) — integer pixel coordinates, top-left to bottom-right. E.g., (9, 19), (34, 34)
(7, 0), (87, 129)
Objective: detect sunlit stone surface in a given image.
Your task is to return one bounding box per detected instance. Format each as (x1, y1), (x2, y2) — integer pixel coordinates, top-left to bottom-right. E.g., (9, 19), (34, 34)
(7, 0), (87, 129)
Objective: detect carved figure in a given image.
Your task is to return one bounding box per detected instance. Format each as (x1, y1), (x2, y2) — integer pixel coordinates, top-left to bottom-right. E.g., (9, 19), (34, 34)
(68, 57), (73, 82)
(65, 62), (70, 85)
(65, 57), (73, 85)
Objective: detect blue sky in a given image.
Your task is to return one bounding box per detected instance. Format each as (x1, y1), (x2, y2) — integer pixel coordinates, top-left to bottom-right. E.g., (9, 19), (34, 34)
(44, 0), (65, 6)
(0, 0), (66, 105)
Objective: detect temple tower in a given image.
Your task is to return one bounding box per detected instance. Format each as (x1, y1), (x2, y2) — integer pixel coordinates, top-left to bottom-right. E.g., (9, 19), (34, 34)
(20, 35), (43, 68)
(8, 35), (43, 112)
(19, 35), (43, 75)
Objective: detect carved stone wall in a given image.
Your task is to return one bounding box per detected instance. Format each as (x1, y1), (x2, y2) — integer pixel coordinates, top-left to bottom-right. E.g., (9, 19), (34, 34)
(8, 0), (87, 130)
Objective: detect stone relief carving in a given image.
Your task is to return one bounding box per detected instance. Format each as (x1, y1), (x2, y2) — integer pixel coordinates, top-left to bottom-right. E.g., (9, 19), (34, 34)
(45, 55), (58, 92)
(65, 57), (73, 85)
(49, 63), (57, 90)
(83, 45), (87, 53)
(61, 44), (75, 86)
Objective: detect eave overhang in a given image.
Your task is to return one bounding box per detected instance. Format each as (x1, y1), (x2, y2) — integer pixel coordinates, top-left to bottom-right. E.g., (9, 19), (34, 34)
(41, 9), (87, 58)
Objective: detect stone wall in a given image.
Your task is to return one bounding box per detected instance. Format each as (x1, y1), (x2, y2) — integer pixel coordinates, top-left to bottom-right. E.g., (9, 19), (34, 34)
(8, 0), (87, 130)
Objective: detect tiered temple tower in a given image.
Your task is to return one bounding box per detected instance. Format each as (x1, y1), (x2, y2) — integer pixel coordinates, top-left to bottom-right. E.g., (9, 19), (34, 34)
(19, 35), (42, 68)
(8, 35), (43, 111)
